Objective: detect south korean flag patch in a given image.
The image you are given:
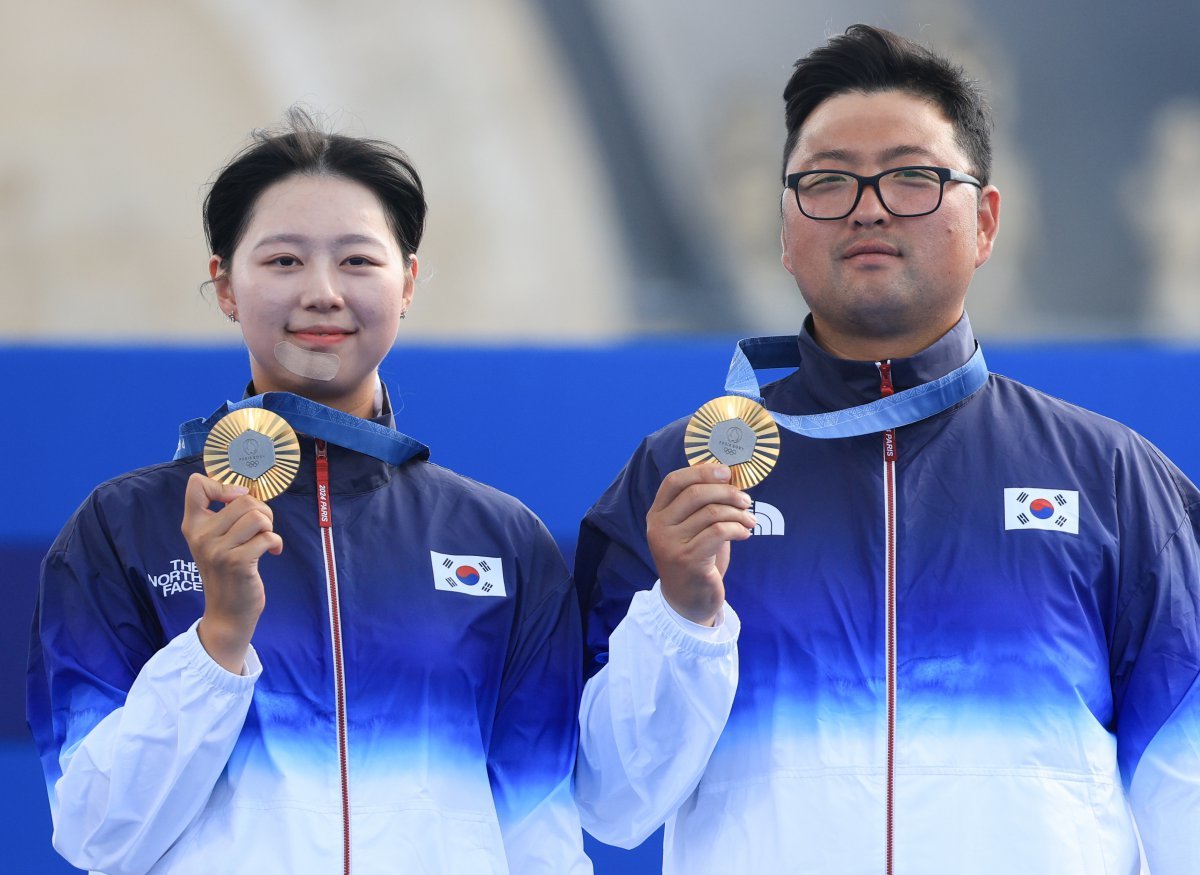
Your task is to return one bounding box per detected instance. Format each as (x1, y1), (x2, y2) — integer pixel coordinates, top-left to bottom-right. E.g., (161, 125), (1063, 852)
(1004, 488), (1079, 534)
(430, 551), (507, 597)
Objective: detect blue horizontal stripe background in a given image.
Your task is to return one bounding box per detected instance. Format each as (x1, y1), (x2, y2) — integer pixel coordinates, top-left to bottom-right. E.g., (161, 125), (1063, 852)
(2, 340), (1196, 873)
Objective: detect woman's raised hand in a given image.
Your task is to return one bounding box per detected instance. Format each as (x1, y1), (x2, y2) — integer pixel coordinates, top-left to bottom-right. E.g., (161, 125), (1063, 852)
(181, 472), (283, 673)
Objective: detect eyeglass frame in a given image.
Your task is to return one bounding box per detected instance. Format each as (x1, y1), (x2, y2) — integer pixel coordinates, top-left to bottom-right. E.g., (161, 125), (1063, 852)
(783, 165), (983, 220)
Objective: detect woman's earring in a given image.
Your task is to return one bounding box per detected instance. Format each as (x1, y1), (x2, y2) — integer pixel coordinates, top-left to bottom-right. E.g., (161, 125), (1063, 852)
(227, 312), (238, 323)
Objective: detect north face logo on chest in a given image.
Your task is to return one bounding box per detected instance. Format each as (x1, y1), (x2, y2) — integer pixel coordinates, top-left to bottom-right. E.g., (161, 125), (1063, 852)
(146, 559), (205, 596)
(748, 500), (786, 536)
(1004, 488), (1079, 534)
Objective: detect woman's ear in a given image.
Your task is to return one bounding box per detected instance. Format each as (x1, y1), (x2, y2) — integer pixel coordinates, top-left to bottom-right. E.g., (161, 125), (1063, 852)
(210, 255), (236, 318)
(402, 254), (418, 311)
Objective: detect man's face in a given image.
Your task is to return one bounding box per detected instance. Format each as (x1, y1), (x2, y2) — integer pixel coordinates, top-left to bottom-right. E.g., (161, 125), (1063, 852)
(781, 89), (1000, 360)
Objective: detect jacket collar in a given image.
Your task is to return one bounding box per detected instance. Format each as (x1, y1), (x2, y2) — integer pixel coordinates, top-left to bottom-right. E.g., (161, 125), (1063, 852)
(232, 380), (408, 496)
(240, 379), (397, 429)
(765, 313), (978, 415)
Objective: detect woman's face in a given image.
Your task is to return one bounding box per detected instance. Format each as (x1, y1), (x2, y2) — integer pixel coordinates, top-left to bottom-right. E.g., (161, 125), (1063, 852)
(213, 174), (416, 418)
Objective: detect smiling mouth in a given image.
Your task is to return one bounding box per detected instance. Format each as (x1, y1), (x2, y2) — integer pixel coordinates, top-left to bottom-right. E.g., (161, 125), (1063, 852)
(290, 329), (354, 346)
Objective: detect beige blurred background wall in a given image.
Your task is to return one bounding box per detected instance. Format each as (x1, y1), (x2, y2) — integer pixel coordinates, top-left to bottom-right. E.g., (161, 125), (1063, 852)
(2, 0), (1197, 343)
(2, 0), (633, 341)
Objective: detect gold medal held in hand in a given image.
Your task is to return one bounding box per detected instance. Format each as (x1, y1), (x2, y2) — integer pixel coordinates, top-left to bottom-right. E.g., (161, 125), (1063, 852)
(203, 408), (301, 501)
(684, 395), (780, 489)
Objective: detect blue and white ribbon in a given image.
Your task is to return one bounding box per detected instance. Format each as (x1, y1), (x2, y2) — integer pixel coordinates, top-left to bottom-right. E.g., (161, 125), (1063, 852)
(175, 392), (428, 465)
(723, 336), (989, 438)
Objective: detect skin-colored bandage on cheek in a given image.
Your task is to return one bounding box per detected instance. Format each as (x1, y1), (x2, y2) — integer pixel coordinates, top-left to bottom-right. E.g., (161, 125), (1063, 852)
(274, 341), (341, 381)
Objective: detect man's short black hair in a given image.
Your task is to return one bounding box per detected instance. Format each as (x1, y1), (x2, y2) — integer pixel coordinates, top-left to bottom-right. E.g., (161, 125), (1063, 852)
(782, 24), (993, 185)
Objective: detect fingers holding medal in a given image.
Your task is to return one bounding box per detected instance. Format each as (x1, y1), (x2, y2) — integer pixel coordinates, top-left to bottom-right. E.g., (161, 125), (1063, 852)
(188, 407), (298, 671)
(684, 395), (779, 489)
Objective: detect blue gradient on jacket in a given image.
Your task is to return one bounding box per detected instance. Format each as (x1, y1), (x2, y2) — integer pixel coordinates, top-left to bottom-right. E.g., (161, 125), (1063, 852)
(577, 316), (1200, 872)
(29, 430), (584, 867)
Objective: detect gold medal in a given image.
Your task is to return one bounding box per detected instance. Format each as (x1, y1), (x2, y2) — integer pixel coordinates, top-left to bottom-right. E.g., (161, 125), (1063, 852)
(203, 408), (301, 501)
(684, 395), (780, 489)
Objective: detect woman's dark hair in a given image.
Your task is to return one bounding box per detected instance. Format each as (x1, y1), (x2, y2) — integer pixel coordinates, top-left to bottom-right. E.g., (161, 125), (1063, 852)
(204, 107), (427, 268)
(782, 25), (993, 185)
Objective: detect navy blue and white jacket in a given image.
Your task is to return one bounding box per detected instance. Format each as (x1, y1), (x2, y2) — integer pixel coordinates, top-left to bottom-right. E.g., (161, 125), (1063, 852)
(574, 316), (1200, 874)
(28, 395), (592, 875)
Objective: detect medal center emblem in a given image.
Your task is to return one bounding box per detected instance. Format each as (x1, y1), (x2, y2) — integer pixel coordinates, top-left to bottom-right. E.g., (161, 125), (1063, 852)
(227, 429), (277, 477)
(707, 419), (757, 465)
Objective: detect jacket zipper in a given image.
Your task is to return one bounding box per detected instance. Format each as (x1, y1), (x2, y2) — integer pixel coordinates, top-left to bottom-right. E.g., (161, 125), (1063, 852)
(878, 363), (898, 875)
(316, 440), (351, 875)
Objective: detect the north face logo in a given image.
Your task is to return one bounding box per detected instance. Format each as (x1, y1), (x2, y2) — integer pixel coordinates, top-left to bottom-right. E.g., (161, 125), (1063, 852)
(147, 559), (205, 596)
(748, 500), (786, 536)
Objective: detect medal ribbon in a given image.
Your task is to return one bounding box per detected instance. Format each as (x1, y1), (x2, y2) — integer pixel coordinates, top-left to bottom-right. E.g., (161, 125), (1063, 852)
(175, 392), (429, 465)
(724, 336), (989, 438)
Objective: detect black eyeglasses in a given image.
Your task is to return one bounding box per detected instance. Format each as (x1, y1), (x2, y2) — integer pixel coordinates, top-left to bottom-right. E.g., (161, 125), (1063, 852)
(784, 165), (982, 220)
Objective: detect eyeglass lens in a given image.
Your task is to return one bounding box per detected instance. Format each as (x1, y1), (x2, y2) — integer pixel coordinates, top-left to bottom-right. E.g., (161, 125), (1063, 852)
(796, 168), (944, 219)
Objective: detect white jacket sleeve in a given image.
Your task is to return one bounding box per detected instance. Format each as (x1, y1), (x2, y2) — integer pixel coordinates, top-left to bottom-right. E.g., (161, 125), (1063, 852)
(575, 582), (739, 848)
(51, 621), (259, 875)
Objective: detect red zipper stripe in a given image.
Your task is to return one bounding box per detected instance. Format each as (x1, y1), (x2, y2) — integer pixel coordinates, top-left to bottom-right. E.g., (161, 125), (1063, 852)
(316, 441), (351, 875)
(884, 452), (897, 875)
(878, 363), (898, 875)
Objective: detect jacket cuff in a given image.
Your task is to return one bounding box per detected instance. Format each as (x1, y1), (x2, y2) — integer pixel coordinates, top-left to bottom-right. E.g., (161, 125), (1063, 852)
(631, 582), (740, 655)
(176, 620), (263, 692)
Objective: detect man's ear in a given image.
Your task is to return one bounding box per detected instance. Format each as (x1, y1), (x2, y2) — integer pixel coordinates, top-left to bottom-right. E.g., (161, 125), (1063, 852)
(780, 224), (796, 277)
(974, 186), (1001, 269)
